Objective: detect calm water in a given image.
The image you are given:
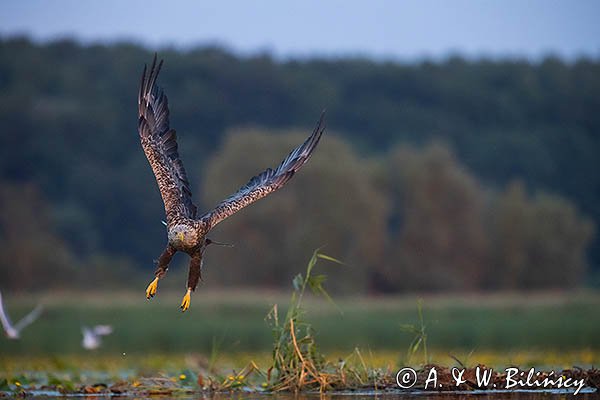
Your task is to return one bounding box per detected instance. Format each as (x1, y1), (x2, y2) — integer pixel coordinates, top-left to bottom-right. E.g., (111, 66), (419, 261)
(21, 389), (599, 399)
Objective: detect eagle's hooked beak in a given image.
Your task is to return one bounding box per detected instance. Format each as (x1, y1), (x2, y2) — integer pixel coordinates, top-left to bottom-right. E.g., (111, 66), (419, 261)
(178, 232), (185, 242)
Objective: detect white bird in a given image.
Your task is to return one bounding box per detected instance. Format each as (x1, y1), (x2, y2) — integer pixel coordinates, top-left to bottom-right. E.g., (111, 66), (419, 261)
(0, 290), (43, 339)
(81, 325), (113, 350)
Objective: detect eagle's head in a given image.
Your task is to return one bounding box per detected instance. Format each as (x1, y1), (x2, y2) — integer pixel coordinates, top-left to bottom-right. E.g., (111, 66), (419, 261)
(168, 224), (198, 249)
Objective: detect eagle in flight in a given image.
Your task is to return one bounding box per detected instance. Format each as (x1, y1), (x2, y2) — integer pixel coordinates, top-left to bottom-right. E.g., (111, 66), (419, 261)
(138, 55), (325, 311)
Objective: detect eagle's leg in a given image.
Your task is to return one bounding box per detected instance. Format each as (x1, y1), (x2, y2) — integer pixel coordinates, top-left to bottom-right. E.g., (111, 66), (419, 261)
(180, 250), (202, 312)
(146, 245), (176, 299)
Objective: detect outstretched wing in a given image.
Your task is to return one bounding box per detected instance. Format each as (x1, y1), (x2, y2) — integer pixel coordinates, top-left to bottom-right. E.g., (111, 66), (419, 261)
(138, 55), (197, 225)
(0, 291), (14, 333)
(200, 112), (326, 230)
(13, 304), (43, 332)
(92, 325), (113, 336)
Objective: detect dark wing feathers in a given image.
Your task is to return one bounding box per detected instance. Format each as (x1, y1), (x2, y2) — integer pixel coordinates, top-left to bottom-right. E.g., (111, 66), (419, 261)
(200, 111), (326, 230)
(138, 55), (197, 224)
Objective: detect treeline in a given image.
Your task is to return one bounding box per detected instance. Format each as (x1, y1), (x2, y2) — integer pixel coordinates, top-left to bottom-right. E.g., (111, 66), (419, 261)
(0, 133), (593, 292)
(202, 133), (593, 292)
(0, 37), (598, 292)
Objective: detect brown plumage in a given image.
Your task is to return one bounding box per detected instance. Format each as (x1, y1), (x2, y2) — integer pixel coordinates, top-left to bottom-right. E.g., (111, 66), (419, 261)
(138, 55), (326, 311)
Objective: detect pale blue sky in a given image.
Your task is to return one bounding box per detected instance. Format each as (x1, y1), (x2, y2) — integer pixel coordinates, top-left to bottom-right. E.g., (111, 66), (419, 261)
(1, 0), (598, 60)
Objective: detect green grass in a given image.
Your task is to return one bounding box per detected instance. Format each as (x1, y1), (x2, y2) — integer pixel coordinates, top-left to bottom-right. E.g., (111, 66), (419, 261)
(1, 285), (600, 394)
(1, 290), (599, 357)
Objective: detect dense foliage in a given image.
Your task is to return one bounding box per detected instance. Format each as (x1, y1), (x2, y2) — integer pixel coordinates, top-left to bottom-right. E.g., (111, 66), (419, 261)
(0, 37), (597, 291)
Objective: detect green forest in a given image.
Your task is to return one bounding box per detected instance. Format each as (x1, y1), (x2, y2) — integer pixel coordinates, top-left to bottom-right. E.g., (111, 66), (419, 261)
(0, 37), (598, 292)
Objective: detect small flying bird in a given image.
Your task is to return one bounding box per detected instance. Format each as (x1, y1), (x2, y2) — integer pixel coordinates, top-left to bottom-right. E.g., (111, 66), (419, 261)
(81, 325), (113, 350)
(0, 291), (43, 339)
(138, 55), (326, 311)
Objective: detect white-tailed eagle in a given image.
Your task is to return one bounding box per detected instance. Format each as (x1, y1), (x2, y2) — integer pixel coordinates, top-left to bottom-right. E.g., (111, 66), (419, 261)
(138, 55), (326, 311)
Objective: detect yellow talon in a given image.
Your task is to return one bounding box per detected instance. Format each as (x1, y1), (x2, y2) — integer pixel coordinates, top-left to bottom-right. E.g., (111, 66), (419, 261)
(180, 289), (191, 312)
(146, 277), (159, 299)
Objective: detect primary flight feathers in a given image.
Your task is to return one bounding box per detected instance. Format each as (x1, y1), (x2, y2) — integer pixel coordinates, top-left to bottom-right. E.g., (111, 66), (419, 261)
(202, 110), (325, 229)
(138, 57), (197, 224)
